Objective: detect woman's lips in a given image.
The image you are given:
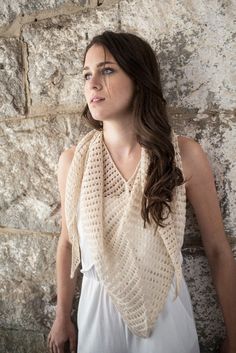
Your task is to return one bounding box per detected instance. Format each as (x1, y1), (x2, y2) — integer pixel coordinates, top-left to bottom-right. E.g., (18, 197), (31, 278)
(90, 96), (105, 103)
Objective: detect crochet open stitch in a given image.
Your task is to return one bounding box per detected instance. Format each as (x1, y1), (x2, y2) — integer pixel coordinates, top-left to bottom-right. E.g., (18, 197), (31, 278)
(65, 129), (186, 337)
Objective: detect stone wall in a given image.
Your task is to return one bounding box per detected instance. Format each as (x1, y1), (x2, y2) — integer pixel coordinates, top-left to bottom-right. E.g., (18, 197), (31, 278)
(0, 1), (235, 352)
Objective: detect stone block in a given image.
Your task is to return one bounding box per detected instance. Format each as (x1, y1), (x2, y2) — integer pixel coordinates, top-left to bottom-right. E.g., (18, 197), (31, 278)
(22, 5), (118, 115)
(0, 329), (46, 353)
(120, 0), (235, 112)
(0, 1), (64, 28)
(0, 229), (58, 331)
(0, 38), (25, 118)
(0, 227), (82, 353)
(0, 114), (90, 232)
(0, 0), (95, 29)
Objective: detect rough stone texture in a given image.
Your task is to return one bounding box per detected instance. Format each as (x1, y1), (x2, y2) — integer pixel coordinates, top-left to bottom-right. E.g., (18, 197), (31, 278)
(120, 0), (236, 112)
(0, 329), (46, 353)
(0, 38), (25, 118)
(0, 115), (90, 232)
(0, 229), (58, 331)
(0, 0), (94, 29)
(0, 228), (81, 353)
(0, 0), (64, 28)
(22, 6), (118, 115)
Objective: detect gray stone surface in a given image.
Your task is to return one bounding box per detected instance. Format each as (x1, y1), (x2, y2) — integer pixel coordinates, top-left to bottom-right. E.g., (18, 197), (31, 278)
(0, 115), (90, 232)
(120, 0), (236, 112)
(0, 38), (25, 118)
(0, 329), (46, 353)
(0, 0), (63, 28)
(0, 0), (93, 29)
(0, 228), (81, 353)
(22, 6), (118, 116)
(0, 229), (58, 331)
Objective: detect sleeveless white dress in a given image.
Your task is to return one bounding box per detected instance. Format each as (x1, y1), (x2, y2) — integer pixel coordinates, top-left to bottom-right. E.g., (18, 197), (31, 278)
(76, 141), (200, 353)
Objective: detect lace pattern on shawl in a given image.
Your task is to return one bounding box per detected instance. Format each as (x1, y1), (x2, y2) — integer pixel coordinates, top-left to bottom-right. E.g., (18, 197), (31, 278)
(65, 129), (186, 337)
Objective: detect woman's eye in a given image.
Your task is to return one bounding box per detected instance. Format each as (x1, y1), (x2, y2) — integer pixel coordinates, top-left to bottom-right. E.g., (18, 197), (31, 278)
(84, 73), (92, 80)
(102, 67), (114, 75)
(83, 68), (114, 80)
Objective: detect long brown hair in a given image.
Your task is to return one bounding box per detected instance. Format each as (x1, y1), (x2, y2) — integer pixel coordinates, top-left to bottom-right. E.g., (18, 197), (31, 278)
(82, 31), (184, 228)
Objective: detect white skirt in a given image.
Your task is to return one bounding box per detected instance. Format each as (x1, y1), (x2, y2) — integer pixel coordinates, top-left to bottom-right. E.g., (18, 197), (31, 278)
(77, 264), (200, 353)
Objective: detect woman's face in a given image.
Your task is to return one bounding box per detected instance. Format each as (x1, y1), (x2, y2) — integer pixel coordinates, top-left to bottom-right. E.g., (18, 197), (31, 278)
(83, 44), (135, 124)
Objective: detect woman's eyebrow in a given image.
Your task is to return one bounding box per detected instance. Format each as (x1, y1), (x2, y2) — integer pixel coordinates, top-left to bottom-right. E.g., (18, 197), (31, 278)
(83, 61), (116, 71)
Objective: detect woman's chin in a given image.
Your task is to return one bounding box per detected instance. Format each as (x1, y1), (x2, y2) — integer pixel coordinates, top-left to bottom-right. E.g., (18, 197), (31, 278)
(91, 116), (104, 122)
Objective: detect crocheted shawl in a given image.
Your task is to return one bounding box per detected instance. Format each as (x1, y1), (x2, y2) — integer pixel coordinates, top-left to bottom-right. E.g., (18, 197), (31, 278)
(65, 129), (186, 338)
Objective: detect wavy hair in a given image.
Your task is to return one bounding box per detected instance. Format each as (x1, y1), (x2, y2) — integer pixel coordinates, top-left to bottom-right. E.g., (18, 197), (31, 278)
(81, 31), (184, 228)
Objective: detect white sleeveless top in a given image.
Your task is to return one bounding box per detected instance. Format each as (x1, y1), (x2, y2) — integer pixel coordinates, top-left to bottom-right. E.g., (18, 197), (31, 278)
(76, 139), (200, 353)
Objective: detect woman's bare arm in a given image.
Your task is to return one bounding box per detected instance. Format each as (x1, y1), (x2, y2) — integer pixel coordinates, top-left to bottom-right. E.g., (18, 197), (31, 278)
(179, 136), (236, 352)
(48, 146), (78, 353)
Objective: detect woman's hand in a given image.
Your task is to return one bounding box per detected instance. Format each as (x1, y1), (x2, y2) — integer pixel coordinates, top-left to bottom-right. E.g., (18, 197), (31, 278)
(47, 317), (77, 353)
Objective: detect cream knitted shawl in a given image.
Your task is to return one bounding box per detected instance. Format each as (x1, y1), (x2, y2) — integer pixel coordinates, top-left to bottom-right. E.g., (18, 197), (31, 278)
(65, 128), (186, 338)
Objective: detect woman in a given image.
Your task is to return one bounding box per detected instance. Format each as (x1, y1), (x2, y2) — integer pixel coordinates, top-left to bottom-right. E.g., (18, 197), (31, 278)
(48, 31), (236, 353)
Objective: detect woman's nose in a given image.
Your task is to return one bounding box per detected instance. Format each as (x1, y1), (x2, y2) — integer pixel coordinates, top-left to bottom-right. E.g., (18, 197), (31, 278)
(89, 74), (102, 90)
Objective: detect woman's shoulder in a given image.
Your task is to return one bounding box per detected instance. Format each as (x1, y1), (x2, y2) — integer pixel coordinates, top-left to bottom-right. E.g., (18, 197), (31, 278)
(59, 145), (76, 169)
(62, 145), (76, 158)
(176, 135), (209, 182)
(177, 135), (205, 159)
(59, 129), (97, 163)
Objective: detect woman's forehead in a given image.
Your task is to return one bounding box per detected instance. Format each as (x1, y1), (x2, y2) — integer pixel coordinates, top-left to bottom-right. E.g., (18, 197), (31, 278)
(84, 44), (116, 68)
